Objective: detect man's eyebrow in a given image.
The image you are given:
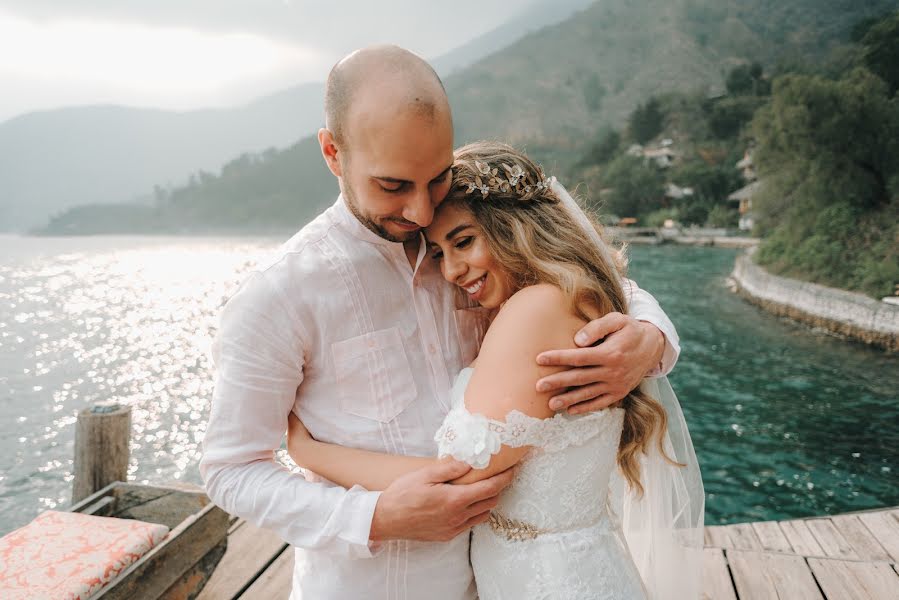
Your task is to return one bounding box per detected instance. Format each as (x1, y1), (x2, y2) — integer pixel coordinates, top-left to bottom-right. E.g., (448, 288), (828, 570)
(372, 165), (452, 185)
(445, 224), (473, 240)
(373, 176), (411, 184)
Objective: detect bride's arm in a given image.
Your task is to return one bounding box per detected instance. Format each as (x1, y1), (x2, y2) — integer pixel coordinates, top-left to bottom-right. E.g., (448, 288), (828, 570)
(286, 413), (443, 491)
(449, 284), (587, 485)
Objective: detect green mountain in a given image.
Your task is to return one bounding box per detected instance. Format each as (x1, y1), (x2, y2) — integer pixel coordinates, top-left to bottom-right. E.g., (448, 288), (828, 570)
(40, 0), (899, 235)
(446, 0), (899, 167)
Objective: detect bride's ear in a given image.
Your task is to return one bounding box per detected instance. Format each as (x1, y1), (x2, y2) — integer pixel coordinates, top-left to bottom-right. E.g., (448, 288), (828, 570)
(318, 128), (343, 178)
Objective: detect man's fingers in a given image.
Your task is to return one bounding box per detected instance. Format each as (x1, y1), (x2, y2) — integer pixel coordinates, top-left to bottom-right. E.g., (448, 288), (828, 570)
(573, 312), (627, 347)
(536, 347), (595, 368)
(421, 458), (472, 483)
(536, 366), (608, 393)
(547, 383), (609, 411)
(457, 469), (514, 504)
(567, 394), (620, 415)
(464, 511), (493, 529)
(461, 496), (500, 522)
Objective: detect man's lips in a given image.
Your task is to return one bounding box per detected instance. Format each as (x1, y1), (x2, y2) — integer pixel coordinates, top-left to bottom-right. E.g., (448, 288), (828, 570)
(391, 220), (420, 231)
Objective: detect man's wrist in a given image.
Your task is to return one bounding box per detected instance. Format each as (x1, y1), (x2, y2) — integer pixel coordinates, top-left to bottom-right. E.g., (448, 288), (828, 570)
(638, 320), (666, 375)
(368, 493), (391, 542)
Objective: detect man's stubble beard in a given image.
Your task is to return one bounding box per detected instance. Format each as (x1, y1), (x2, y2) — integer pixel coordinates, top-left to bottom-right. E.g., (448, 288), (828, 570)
(341, 170), (420, 244)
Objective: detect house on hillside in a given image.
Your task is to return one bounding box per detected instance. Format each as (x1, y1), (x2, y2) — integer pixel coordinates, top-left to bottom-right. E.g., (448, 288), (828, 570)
(728, 180), (761, 231)
(627, 143), (677, 168)
(665, 183), (694, 200)
(726, 147), (760, 230)
(736, 150), (756, 182)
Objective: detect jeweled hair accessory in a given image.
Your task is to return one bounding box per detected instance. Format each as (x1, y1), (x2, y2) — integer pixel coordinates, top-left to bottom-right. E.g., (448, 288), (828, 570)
(465, 160), (556, 199)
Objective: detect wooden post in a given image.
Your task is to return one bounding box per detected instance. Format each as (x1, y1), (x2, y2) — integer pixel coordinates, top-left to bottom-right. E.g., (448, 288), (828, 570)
(72, 402), (132, 504)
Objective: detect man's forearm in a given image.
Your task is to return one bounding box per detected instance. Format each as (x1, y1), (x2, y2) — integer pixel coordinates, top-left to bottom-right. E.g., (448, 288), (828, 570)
(202, 458), (380, 557)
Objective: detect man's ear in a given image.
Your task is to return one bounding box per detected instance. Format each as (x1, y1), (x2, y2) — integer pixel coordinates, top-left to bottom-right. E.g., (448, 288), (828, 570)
(318, 128), (343, 178)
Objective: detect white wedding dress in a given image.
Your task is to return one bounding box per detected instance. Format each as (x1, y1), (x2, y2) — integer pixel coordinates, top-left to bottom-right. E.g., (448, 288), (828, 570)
(435, 367), (648, 600)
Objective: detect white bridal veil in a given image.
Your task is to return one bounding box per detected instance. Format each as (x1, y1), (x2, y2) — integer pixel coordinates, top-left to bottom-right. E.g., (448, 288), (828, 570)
(551, 179), (705, 600)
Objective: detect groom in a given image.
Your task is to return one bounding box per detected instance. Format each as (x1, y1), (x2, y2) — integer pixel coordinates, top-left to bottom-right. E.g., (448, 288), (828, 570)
(201, 45), (679, 600)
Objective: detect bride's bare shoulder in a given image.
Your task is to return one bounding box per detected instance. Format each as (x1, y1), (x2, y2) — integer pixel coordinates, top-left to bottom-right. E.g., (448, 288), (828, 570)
(497, 284), (583, 325)
(468, 284), (585, 420)
(483, 284), (586, 353)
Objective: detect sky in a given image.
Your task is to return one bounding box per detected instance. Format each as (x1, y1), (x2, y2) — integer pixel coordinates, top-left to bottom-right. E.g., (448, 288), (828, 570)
(0, 0), (537, 122)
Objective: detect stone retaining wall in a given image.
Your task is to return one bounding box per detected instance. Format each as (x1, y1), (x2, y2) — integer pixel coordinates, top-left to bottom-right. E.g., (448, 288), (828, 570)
(730, 251), (899, 351)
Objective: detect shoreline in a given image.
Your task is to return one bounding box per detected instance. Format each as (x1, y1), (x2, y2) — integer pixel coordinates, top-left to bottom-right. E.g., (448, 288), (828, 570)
(729, 249), (899, 352)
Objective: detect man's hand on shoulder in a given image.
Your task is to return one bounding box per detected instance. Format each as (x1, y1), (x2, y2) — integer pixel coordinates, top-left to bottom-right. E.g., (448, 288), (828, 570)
(534, 312), (666, 415)
(369, 459), (514, 543)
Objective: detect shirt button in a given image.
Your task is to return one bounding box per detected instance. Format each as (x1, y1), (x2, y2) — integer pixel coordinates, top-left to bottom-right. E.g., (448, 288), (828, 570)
(368, 339), (376, 348)
(428, 344), (437, 354)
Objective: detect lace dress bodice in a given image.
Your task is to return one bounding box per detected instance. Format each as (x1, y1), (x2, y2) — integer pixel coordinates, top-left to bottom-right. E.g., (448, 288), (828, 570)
(434, 368), (647, 599)
(436, 368), (624, 533)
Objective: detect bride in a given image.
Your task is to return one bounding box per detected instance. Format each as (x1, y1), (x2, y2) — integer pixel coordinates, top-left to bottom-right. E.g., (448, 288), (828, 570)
(287, 141), (704, 599)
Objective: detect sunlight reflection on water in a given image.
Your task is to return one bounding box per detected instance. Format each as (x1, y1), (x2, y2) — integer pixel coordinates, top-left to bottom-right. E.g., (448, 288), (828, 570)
(0, 236), (287, 531)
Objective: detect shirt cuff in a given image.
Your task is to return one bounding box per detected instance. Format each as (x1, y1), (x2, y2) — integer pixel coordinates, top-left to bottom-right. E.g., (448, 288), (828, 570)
(342, 486), (383, 559)
(638, 320), (679, 379)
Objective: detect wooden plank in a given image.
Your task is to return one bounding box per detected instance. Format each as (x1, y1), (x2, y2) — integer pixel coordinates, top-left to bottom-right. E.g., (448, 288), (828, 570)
(831, 515), (892, 562)
(728, 523), (763, 550)
(160, 541), (228, 600)
(751, 520), (793, 553)
(860, 510), (899, 563)
(702, 548), (737, 600)
(228, 517), (246, 535)
(780, 519), (826, 557)
(809, 558), (899, 600)
(197, 521), (288, 600)
(729, 550), (824, 600)
(238, 548), (294, 600)
(806, 518), (859, 559)
(705, 525), (734, 548)
(94, 502), (230, 600)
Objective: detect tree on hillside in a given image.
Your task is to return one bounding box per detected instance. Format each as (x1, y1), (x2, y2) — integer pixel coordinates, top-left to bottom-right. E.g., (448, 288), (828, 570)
(579, 128), (621, 167)
(629, 98), (665, 144)
(669, 161), (743, 225)
(751, 68), (899, 296)
(600, 155), (665, 219)
(860, 11), (899, 95)
(726, 62), (771, 96)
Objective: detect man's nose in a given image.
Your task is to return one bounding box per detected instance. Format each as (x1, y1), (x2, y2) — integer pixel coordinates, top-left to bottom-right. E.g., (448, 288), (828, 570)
(403, 189), (434, 227)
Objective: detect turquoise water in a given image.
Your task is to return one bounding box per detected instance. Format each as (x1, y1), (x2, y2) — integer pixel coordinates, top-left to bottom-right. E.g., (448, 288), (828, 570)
(0, 236), (896, 535)
(629, 245), (898, 524)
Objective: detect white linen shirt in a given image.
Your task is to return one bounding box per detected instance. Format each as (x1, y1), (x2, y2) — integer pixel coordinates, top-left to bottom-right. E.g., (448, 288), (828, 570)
(200, 196), (680, 600)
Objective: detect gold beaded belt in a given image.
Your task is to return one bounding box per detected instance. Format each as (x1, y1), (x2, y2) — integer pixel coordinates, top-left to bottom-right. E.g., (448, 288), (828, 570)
(487, 512), (546, 541)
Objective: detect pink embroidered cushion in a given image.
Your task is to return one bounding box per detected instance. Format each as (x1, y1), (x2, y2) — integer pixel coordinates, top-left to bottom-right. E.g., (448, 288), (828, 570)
(0, 510), (170, 600)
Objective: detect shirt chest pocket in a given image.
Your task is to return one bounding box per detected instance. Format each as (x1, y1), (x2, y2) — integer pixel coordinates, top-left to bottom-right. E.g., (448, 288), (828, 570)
(331, 327), (417, 423)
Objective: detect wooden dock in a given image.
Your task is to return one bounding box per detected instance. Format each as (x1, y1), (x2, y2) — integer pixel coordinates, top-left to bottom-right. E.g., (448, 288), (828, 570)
(703, 506), (899, 599)
(196, 506), (899, 599)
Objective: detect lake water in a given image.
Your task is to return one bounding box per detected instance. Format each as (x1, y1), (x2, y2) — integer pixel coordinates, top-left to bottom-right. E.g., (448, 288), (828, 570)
(0, 234), (896, 535)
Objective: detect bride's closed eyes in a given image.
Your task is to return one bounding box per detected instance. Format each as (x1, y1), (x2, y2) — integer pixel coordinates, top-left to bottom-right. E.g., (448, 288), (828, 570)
(430, 236), (473, 260)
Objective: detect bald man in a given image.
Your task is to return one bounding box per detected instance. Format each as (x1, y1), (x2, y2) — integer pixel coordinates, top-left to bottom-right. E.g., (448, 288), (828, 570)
(201, 46), (679, 600)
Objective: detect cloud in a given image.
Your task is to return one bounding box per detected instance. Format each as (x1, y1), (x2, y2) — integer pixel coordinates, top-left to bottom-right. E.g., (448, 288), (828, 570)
(0, 0), (549, 120)
(0, 0), (536, 59)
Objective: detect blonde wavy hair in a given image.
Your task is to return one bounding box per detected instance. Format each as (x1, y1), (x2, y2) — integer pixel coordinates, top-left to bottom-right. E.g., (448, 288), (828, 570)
(446, 141), (678, 495)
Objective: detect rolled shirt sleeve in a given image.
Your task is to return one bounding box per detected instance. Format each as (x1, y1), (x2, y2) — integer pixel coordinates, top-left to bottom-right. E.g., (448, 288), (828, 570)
(200, 270), (381, 558)
(622, 278), (680, 378)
